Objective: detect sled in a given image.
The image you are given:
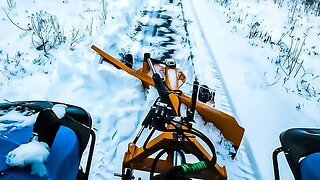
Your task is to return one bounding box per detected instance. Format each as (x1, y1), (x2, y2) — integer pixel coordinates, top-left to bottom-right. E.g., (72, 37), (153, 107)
(92, 45), (245, 179)
(0, 101), (95, 180)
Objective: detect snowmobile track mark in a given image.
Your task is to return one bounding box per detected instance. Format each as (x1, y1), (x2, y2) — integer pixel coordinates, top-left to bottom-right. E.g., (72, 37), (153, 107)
(186, 0), (261, 179)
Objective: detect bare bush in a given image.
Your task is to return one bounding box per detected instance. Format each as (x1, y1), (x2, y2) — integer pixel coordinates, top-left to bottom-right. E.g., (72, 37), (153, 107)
(247, 19), (274, 47)
(99, 0), (108, 25)
(297, 79), (316, 98)
(0, 52), (27, 80)
(69, 28), (85, 51)
(288, 0), (302, 23)
(303, 0), (320, 16)
(274, 0), (285, 7)
(277, 37), (305, 79)
(29, 11), (66, 56)
(273, 0), (320, 17)
(213, 0), (232, 7)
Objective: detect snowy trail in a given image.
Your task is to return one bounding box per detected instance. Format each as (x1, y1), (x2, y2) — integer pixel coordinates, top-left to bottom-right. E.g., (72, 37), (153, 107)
(2, 0), (320, 179)
(110, 0), (192, 68)
(0, 0), (259, 178)
(115, 0), (261, 178)
(89, 0), (196, 179)
(94, 0), (188, 67)
(104, 0), (260, 179)
(98, 0), (320, 179)
(183, 0), (261, 179)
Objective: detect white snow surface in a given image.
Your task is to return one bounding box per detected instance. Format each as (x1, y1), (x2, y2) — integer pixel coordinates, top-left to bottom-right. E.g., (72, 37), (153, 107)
(0, 0), (320, 180)
(6, 140), (50, 177)
(186, 1), (320, 179)
(0, 110), (37, 131)
(51, 104), (67, 119)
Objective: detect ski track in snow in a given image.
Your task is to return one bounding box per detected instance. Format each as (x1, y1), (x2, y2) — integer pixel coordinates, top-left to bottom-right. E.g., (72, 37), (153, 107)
(184, 0), (260, 179)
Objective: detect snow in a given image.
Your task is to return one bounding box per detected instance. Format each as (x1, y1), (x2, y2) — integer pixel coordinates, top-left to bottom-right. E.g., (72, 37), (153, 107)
(168, 68), (177, 89)
(51, 104), (67, 119)
(1, 0), (320, 179)
(186, 0), (320, 179)
(6, 140), (50, 177)
(0, 110), (37, 132)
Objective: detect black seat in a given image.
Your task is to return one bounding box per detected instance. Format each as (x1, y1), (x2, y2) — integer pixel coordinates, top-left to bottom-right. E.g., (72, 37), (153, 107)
(279, 128), (320, 179)
(0, 101), (95, 179)
(0, 101), (92, 154)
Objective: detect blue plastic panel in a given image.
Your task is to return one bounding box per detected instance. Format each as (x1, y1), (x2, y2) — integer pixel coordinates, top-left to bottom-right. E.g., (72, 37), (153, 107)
(300, 152), (320, 180)
(0, 126), (80, 180)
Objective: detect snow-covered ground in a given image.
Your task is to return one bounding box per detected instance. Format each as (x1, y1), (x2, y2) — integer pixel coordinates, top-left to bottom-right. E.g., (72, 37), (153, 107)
(1, 0), (320, 179)
(189, 1), (320, 179)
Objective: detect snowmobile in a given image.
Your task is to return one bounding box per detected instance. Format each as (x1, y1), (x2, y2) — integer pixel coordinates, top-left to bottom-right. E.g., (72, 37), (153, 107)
(273, 128), (320, 180)
(0, 101), (95, 180)
(91, 45), (245, 179)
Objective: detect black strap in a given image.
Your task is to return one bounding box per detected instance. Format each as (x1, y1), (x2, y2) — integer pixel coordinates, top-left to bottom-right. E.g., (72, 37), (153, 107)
(0, 166), (20, 177)
(33, 109), (61, 147)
